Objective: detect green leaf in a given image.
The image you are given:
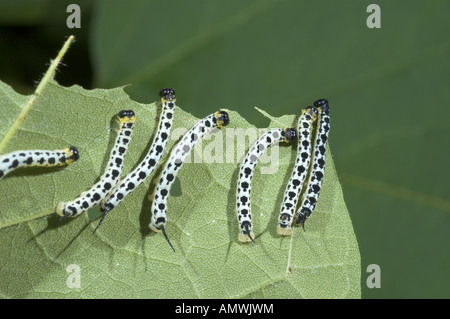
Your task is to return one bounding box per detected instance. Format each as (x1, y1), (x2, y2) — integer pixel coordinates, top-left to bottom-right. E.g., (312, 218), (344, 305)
(0, 78), (360, 298)
(91, 0), (450, 298)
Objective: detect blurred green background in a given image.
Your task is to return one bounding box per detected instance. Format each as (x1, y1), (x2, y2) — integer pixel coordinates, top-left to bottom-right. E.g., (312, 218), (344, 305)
(0, 0), (449, 298)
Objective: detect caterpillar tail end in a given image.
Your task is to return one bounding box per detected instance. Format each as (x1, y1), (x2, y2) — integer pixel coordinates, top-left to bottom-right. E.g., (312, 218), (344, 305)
(294, 210), (308, 232)
(55, 202), (65, 217)
(238, 221), (255, 243)
(56, 202), (73, 221)
(295, 221), (306, 232)
(149, 223), (161, 233)
(238, 232), (255, 243)
(277, 225), (293, 236)
(149, 222), (175, 252)
(150, 222), (175, 252)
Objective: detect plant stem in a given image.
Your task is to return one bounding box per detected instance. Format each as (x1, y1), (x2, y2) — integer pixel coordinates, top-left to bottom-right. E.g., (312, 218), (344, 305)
(0, 35), (75, 153)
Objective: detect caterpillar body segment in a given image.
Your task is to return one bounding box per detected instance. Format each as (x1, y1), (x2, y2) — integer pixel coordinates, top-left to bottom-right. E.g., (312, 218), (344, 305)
(96, 89), (176, 230)
(294, 99), (330, 229)
(277, 106), (318, 236)
(237, 127), (297, 243)
(149, 110), (230, 250)
(0, 146), (79, 180)
(56, 110), (136, 219)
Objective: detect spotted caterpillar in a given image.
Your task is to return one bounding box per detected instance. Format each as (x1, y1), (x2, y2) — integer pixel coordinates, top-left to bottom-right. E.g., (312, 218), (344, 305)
(294, 99), (330, 228)
(56, 110), (136, 219)
(0, 146), (79, 180)
(277, 106), (318, 235)
(96, 88), (176, 230)
(236, 127), (297, 242)
(149, 110), (230, 251)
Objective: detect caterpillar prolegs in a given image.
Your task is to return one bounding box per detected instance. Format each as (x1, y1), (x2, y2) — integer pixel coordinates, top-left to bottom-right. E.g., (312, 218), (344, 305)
(149, 111), (230, 251)
(0, 147), (79, 180)
(56, 110), (136, 219)
(236, 128), (297, 242)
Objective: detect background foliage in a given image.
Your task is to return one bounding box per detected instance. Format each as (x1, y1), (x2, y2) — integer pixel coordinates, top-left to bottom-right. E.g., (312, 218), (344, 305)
(0, 0), (449, 298)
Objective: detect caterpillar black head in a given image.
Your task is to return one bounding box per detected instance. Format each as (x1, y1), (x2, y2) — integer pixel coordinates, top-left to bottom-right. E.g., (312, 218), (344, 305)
(215, 110), (230, 128)
(159, 88), (176, 102)
(118, 110), (136, 124)
(68, 146), (80, 162)
(118, 110), (135, 118)
(313, 98), (329, 114)
(303, 105), (318, 119)
(283, 128), (297, 143)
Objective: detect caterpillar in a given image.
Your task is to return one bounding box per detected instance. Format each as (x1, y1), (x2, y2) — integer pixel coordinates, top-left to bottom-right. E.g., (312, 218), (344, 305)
(277, 106), (318, 235)
(96, 88), (176, 231)
(0, 146), (79, 180)
(149, 110), (230, 251)
(236, 127), (298, 243)
(56, 110), (136, 219)
(294, 99), (330, 229)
